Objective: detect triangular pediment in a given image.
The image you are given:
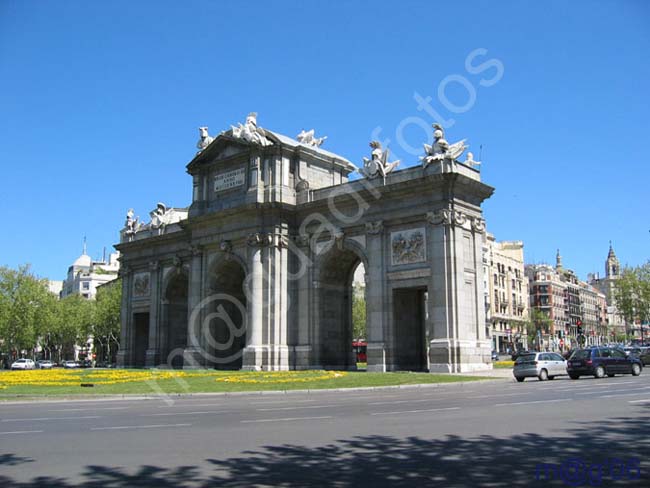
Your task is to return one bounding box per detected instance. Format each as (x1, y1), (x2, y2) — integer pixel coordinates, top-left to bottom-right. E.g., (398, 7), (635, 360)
(186, 133), (253, 172)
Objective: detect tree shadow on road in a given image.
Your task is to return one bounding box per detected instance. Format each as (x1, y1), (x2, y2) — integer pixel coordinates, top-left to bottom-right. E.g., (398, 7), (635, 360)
(1, 408), (648, 487)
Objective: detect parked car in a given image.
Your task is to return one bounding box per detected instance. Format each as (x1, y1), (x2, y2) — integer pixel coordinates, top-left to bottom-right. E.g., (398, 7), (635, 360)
(36, 360), (53, 369)
(10, 358), (35, 370)
(513, 352), (568, 382)
(638, 347), (650, 366)
(562, 349), (576, 360)
(62, 360), (79, 369)
(511, 350), (530, 361)
(623, 347), (642, 358)
(567, 347), (643, 379)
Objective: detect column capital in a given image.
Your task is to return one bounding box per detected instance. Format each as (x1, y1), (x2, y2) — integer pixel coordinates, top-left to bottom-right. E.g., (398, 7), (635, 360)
(471, 217), (486, 234)
(189, 245), (203, 257)
(365, 220), (383, 235)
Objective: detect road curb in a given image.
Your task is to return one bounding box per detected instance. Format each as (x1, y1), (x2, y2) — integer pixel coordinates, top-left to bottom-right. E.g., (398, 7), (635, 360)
(0, 376), (508, 405)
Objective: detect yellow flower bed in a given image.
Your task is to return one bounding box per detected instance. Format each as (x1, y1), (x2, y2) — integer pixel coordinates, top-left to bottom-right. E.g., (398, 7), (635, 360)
(0, 369), (216, 388)
(216, 370), (347, 384)
(494, 360), (515, 368)
(0, 369), (347, 389)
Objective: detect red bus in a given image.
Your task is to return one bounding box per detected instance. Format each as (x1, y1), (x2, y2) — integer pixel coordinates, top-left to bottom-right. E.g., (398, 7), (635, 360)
(352, 341), (367, 363)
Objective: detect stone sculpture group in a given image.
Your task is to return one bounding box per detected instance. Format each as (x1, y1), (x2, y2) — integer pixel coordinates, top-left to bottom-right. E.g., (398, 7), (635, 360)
(194, 114), (478, 181)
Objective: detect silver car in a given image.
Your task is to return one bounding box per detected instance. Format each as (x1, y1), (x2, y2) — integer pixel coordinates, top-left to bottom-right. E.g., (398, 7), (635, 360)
(513, 352), (568, 382)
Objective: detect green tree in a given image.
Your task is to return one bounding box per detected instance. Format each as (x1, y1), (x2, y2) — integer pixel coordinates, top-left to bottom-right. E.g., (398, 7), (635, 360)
(48, 294), (95, 362)
(613, 262), (650, 341)
(92, 279), (122, 363)
(523, 308), (552, 349)
(352, 285), (366, 340)
(0, 265), (56, 358)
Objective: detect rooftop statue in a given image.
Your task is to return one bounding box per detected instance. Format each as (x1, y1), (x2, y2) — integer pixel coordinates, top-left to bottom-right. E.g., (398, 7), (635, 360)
(196, 126), (214, 154)
(296, 129), (327, 147)
(231, 112), (272, 146)
(463, 152), (481, 169)
(124, 208), (142, 240)
(360, 141), (400, 179)
(421, 124), (468, 167)
(149, 202), (186, 235)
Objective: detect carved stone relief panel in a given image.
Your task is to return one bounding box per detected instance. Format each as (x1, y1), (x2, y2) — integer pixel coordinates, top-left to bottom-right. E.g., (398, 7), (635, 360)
(391, 228), (426, 266)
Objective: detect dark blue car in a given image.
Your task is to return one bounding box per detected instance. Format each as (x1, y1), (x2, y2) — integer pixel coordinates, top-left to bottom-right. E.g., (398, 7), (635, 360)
(567, 347), (643, 379)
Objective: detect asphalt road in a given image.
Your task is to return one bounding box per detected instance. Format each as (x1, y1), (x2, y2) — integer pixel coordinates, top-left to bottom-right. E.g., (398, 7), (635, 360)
(1, 372), (650, 487)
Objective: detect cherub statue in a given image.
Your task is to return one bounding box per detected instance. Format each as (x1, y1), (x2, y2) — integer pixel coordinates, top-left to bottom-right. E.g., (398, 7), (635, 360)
(296, 129), (327, 147)
(360, 141), (400, 179)
(231, 112), (272, 146)
(463, 152), (481, 168)
(421, 124), (468, 167)
(196, 127), (214, 154)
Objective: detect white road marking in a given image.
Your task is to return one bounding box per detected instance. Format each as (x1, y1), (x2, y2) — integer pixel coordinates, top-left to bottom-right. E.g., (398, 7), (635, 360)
(2, 415), (101, 422)
(256, 405), (336, 412)
(50, 407), (129, 412)
(146, 411), (231, 417)
(157, 403), (224, 409)
(0, 430), (44, 435)
(494, 399), (570, 407)
(241, 416), (332, 424)
(368, 399), (436, 406)
(91, 423), (191, 431)
(249, 399), (317, 406)
(577, 386), (650, 396)
(600, 392), (650, 398)
(629, 399), (650, 404)
(467, 392), (523, 399)
(371, 407), (460, 416)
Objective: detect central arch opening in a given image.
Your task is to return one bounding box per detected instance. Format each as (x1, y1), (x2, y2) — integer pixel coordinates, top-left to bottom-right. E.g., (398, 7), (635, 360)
(319, 247), (366, 370)
(163, 271), (188, 368)
(207, 259), (247, 370)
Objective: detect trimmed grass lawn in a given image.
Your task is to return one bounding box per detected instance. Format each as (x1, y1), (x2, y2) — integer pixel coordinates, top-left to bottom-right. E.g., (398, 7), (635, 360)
(0, 368), (493, 398)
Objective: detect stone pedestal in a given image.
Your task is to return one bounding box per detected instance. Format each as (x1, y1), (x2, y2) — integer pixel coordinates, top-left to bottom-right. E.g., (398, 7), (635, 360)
(242, 346), (264, 371)
(429, 339), (493, 373)
(145, 349), (160, 367)
(292, 345), (312, 370)
(116, 349), (130, 368)
(182, 346), (206, 369)
(366, 342), (387, 372)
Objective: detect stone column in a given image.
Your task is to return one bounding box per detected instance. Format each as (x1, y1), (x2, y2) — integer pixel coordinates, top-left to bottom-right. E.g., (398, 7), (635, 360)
(242, 233), (265, 370)
(427, 208), (491, 373)
(293, 234), (313, 369)
(116, 266), (132, 368)
(427, 209), (455, 372)
(365, 221), (387, 372)
(145, 261), (161, 367)
(183, 248), (204, 368)
(270, 231), (290, 370)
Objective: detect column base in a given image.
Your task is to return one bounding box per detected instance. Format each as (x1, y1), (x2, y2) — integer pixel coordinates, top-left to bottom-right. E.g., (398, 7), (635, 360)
(116, 349), (130, 368)
(292, 345), (312, 370)
(428, 339), (493, 373)
(366, 342), (387, 372)
(182, 346), (206, 369)
(242, 345), (291, 371)
(145, 349), (160, 368)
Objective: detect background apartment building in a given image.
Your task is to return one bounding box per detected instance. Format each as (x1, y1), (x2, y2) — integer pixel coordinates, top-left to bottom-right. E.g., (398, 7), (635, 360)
(485, 234), (528, 353)
(527, 250), (608, 351)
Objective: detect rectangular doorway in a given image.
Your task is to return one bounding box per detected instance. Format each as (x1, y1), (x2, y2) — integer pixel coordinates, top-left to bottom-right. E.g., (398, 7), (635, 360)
(393, 288), (427, 371)
(133, 312), (150, 367)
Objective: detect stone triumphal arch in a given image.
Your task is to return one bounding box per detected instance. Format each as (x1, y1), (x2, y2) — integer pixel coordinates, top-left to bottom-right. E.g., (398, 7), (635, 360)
(116, 114), (494, 372)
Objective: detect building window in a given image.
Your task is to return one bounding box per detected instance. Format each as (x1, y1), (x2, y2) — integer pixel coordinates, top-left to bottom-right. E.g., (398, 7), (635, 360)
(82, 282), (90, 290)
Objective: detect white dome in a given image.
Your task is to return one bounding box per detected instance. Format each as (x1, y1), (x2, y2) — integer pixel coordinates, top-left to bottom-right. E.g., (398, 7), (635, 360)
(73, 254), (91, 267)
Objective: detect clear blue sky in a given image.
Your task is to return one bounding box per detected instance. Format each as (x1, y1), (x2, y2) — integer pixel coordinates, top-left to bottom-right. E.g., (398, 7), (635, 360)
(1, 0), (648, 281)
